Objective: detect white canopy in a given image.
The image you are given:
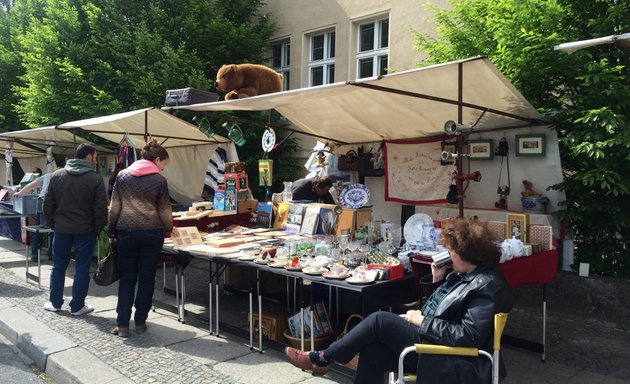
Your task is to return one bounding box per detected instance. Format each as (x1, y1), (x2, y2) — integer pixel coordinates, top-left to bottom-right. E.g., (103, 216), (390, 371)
(58, 107), (231, 148)
(0, 126), (106, 159)
(166, 57), (547, 144)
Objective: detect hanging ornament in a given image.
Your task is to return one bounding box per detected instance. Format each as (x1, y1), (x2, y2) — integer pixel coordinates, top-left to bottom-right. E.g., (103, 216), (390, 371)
(261, 126), (276, 153)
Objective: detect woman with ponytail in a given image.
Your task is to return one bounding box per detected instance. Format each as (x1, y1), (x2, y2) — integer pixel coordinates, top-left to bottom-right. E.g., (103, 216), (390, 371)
(108, 139), (172, 338)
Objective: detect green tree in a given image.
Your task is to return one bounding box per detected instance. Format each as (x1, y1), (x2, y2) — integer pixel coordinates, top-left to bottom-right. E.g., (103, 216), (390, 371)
(415, 0), (630, 277)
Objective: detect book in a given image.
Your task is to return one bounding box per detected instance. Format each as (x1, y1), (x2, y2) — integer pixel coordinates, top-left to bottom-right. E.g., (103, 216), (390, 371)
(273, 203), (290, 229)
(171, 226), (202, 249)
(300, 205), (320, 234)
(313, 302), (333, 335)
(258, 159), (273, 187)
(225, 187), (237, 212)
(256, 202), (273, 228)
(317, 206), (335, 235)
(213, 190), (225, 211)
(285, 203), (305, 233)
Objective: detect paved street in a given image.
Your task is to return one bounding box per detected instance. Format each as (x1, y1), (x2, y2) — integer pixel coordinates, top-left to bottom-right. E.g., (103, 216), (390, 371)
(0, 235), (629, 383)
(0, 332), (48, 383)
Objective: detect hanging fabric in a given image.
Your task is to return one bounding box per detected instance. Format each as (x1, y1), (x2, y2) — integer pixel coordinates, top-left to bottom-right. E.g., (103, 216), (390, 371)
(202, 147), (227, 200)
(4, 141), (13, 186)
(108, 133), (137, 197)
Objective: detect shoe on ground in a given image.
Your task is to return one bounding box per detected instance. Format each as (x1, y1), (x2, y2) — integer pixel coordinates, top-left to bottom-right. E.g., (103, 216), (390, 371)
(135, 323), (147, 334)
(284, 346), (329, 375)
(43, 301), (61, 312)
(30, 256), (38, 262)
(71, 304), (94, 316)
(111, 326), (129, 338)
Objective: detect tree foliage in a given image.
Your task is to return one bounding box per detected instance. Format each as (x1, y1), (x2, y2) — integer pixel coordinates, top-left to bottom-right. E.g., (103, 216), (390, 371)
(0, 0), (276, 128)
(415, 0), (630, 277)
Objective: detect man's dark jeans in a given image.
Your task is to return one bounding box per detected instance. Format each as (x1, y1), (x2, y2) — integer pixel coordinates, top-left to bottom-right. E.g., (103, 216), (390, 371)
(115, 229), (164, 328)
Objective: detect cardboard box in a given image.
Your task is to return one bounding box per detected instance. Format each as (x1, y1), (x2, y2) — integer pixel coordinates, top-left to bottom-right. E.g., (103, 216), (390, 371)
(336, 207), (373, 236)
(225, 173), (249, 191)
(251, 312), (288, 342)
(237, 199), (258, 214)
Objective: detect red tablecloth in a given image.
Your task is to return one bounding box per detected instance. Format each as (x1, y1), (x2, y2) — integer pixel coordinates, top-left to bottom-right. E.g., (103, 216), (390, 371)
(411, 249), (558, 296)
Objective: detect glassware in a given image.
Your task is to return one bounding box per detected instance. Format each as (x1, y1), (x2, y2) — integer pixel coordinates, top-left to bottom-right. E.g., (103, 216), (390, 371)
(282, 182), (293, 203)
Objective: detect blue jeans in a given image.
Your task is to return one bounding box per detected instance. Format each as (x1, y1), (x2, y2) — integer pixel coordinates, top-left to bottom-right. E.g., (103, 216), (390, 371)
(115, 229), (164, 328)
(49, 232), (97, 312)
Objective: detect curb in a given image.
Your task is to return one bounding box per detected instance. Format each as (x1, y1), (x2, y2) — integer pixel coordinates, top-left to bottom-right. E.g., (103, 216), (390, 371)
(0, 297), (129, 384)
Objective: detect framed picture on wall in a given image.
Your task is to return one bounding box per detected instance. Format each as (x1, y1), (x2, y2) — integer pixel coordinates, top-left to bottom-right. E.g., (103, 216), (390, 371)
(516, 134), (546, 157)
(469, 140), (494, 160)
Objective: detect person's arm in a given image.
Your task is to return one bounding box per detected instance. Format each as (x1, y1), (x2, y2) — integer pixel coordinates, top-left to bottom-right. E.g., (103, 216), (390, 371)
(107, 176), (122, 237)
(13, 179), (41, 196)
(42, 177), (56, 229)
(157, 178), (173, 231)
(94, 176), (108, 234)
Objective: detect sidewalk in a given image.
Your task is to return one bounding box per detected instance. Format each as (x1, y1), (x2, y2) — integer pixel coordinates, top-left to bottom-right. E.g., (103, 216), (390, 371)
(0, 236), (627, 384)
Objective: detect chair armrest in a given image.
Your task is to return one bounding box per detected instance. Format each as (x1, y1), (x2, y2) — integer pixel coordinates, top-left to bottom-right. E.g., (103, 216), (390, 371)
(415, 344), (479, 357)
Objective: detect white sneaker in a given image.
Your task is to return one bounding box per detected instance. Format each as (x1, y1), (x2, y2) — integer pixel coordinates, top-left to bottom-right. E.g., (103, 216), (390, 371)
(43, 301), (61, 312)
(71, 304), (94, 316)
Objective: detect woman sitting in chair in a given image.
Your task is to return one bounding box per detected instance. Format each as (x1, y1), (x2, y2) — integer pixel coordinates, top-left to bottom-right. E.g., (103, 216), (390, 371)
(285, 217), (513, 384)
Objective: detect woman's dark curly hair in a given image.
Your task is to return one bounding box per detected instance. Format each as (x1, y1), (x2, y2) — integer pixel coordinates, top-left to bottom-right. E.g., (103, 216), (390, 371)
(440, 217), (500, 266)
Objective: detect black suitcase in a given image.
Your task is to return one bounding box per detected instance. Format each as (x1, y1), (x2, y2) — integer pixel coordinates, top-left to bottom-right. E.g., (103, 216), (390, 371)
(164, 87), (219, 106)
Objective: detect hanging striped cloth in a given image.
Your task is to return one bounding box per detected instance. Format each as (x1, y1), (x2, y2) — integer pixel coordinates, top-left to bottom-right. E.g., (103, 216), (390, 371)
(202, 148), (227, 200)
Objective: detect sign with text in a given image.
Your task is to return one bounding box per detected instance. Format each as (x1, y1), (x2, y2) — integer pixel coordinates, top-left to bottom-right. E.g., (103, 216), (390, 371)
(384, 138), (451, 204)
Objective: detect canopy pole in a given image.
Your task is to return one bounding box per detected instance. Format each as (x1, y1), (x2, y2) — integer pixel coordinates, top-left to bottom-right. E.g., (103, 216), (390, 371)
(144, 110), (148, 142)
(457, 63), (464, 218)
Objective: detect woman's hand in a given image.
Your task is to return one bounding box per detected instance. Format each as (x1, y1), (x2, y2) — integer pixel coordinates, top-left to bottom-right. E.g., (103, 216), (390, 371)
(404, 310), (425, 326)
(431, 262), (447, 283)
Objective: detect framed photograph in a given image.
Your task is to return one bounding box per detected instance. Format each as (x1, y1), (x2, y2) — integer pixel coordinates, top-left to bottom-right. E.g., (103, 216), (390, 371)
(516, 134), (546, 157)
(440, 141), (456, 166)
(507, 213), (530, 242)
(469, 140), (494, 160)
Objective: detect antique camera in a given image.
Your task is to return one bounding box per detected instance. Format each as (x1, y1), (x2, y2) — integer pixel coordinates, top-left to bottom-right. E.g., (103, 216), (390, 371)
(494, 137), (509, 157)
(497, 185), (511, 195)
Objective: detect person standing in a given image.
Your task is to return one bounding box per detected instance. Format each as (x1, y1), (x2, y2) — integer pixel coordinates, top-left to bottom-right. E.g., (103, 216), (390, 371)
(43, 144), (108, 316)
(108, 140), (172, 338)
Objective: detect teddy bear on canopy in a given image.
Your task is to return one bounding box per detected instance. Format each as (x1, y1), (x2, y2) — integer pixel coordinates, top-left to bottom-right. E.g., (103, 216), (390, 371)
(215, 64), (283, 100)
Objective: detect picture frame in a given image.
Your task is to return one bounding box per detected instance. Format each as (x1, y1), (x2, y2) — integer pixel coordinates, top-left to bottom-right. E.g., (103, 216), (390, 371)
(507, 213), (530, 242)
(468, 140), (494, 160)
(440, 141), (456, 166)
(515, 134), (546, 157)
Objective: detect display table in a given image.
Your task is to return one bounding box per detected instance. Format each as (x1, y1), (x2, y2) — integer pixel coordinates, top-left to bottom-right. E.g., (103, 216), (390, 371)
(411, 250), (558, 360)
(23, 225), (54, 289)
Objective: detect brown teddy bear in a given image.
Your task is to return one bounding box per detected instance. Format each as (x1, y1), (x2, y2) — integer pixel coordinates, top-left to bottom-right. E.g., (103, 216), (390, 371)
(215, 64), (283, 100)
(521, 180), (541, 197)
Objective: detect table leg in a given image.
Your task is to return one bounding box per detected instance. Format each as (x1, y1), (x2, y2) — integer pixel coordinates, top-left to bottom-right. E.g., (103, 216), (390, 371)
(37, 246), (41, 289)
(180, 268), (186, 323)
(174, 267), (180, 321)
(286, 277), (290, 313)
(542, 284), (547, 362)
(257, 268), (263, 353)
(215, 278), (220, 335)
(209, 262), (214, 334)
(249, 287), (254, 350)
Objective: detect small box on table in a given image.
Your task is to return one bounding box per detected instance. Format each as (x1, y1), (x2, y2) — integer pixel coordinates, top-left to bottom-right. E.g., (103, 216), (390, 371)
(367, 264), (404, 280)
(224, 173), (249, 192)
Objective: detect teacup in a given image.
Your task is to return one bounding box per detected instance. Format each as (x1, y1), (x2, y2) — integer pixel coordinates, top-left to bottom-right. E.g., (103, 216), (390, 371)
(500, 240), (513, 261)
(261, 246), (277, 260)
(508, 238), (524, 257)
(329, 263), (347, 276)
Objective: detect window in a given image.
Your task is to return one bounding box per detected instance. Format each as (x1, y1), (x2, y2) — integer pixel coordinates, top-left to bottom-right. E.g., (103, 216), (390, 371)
(271, 39), (290, 90)
(309, 30), (335, 86)
(356, 18), (389, 78)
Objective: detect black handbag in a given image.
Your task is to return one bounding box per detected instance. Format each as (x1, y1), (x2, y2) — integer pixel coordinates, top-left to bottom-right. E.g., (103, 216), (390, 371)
(164, 87), (219, 107)
(92, 244), (120, 286)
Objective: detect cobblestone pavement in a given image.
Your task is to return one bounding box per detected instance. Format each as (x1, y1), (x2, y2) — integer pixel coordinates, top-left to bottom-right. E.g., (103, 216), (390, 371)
(0, 267), (238, 384)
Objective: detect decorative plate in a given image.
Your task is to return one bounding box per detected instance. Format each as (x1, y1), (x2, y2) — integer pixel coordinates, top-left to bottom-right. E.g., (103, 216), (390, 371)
(284, 265), (304, 271)
(262, 127), (276, 153)
(339, 183), (370, 209)
(403, 214), (433, 246)
(254, 258), (270, 264)
(302, 267), (328, 275)
(345, 276), (375, 285)
(322, 271), (350, 280)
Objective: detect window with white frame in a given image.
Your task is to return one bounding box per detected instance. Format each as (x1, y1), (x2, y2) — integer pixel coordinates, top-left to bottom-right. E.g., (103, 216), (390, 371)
(271, 39), (290, 90)
(356, 17), (389, 78)
(309, 30), (335, 86)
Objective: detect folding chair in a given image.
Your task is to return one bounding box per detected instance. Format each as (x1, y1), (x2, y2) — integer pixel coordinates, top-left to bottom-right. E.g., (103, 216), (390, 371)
(394, 312), (509, 384)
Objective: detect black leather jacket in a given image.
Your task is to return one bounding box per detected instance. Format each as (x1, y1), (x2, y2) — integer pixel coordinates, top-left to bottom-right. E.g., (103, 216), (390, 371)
(416, 264), (513, 384)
